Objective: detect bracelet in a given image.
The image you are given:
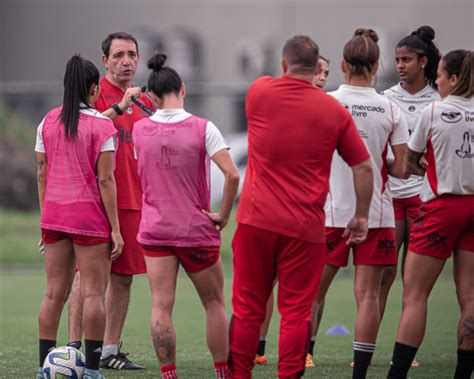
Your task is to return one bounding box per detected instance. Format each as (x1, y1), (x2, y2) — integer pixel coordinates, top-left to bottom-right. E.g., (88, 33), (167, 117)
(111, 103), (123, 116)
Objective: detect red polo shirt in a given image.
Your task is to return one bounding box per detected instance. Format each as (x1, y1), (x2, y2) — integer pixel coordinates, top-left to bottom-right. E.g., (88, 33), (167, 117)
(95, 77), (154, 210)
(236, 75), (370, 243)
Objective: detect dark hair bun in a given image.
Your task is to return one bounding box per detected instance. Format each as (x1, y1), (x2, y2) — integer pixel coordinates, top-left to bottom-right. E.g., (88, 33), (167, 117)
(354, 28), (379, 43)
(412, 25), (435, 43)
(148, 53), (167, 71)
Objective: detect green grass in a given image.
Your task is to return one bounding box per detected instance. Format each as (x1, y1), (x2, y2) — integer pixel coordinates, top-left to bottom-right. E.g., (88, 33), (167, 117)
(0, 209), (460, 377)
(0, 272), (459, 378)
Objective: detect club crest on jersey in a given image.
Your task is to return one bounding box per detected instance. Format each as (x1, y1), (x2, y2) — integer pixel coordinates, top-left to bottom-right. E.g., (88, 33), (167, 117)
(125, 107), (133, 115)
(455, 131), (473, 159)
(441, 110), (462, 123)
(408, 106), (416, 112)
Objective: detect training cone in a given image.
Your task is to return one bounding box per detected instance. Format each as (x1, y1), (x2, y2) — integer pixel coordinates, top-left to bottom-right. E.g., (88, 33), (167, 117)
(325, 324), (350, 336)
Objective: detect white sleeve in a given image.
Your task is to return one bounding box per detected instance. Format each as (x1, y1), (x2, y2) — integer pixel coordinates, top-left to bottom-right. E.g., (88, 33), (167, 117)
(34, 117), (46, 153)
(100, 136), (115, 152)
(206, 121), (229, 157)
(408, 104), (433, 153)
(389, 103), (409, 146)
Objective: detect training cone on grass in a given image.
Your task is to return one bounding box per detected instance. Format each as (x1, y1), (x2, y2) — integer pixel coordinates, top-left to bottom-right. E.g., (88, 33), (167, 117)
(325, 325), (350, 336)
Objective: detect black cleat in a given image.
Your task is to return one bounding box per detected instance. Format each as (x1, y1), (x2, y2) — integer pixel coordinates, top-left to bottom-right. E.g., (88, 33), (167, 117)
(100, 351), (145, 370)
(66, 340), (82, 350)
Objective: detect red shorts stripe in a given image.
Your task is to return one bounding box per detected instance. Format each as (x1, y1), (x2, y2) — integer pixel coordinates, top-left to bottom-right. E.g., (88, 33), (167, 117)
(325, 227), (397, 267)
(41, 229), (110, 246)
(142, 245), (220, 273)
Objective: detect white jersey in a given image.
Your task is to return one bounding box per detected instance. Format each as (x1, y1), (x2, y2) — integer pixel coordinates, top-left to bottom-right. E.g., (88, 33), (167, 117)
(409, 95), (474, 202)
(325, 85), (409, 228)
(384, 83), (440, 198)
(149, 108), (229, 157)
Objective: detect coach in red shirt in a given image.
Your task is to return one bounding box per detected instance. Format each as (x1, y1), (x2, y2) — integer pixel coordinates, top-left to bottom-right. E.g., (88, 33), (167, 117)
(68, 32), (154, 370)
(229, 35), (374, 378)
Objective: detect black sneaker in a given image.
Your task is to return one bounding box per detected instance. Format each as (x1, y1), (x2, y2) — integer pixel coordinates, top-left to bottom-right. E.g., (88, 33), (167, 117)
(99, 351), (145, 370)
(66, 341), (82, 350)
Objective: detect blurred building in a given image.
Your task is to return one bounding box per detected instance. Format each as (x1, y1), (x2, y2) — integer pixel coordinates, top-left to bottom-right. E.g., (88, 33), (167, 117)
(0, 0), (473, 209)
(1, 0), (473, 132)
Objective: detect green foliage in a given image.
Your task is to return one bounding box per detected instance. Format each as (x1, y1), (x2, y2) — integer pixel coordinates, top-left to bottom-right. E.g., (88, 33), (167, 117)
(0, 102), (36, 148)
(0, 210), (42, 266)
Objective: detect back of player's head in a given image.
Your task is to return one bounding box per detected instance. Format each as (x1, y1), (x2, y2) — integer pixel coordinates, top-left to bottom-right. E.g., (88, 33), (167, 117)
(397, 26), (441, 88)
(442, 49), (474, 98)
(147, 53), (182, 98)
(343, 28), (379, 78)
(319, 55), (330, 64)
(282, 36), (319, 75)
(101, 32), (139, 57)
(61, 54), (100, 139)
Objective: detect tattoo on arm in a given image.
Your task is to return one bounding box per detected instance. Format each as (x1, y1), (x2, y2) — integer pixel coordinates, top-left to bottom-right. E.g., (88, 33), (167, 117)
(151, 320), (176, 365)
(99, 179), (109, 188)
(404, 149), (425, 176)
(459, 315), (474, 347)
(37, 160), (46, 183)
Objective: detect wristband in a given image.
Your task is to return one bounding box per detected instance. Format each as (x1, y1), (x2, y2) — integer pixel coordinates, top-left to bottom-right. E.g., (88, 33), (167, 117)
(111, 103), (123, 116)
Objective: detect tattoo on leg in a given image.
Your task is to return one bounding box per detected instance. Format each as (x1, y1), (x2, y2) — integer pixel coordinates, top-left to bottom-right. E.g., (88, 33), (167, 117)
(151, 320), (175, 365)
(459, 315), (474, 347)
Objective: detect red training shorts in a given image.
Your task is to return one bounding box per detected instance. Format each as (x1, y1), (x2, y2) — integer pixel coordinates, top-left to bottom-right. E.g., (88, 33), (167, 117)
(142, 245), (220, 273)
(111, 209), (147, 275)
(325, 227), (397, 267)
(393, 195), (423, 222)
(409, 195), (474, 260)
(41, 229), (110, 246)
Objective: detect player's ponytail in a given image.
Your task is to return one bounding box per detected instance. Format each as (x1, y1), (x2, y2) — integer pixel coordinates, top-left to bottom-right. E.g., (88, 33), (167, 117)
(397, 26), (441, 89)
(343, 28), (380, 78)
(443, 49), (474, 98)
(147, 53), (182, 98)
(60, 54), (100, 139)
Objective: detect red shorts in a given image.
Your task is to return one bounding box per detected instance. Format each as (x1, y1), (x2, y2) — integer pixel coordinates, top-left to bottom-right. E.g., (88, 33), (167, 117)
(409, 195), (474, 259)
(142, 245), (220, 273)
(111, 209), (146, 275)
(393, 195), (422, 221)
(325, 227), (397, 267)
(41, 229), (110, 246)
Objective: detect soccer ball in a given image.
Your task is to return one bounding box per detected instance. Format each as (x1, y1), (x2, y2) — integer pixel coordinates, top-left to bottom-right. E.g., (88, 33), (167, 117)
(43, 346), (85, 378)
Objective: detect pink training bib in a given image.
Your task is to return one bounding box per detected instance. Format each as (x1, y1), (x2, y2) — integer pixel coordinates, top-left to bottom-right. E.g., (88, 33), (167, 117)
(133, 114), (220, 247)
(40, 107), (117, 237)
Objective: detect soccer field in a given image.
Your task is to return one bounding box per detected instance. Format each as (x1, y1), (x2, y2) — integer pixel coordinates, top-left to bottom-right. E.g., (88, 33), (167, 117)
(0, 270), (459, 378)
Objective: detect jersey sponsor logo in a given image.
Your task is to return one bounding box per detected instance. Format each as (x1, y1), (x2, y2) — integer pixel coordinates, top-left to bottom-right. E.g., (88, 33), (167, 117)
(358, 129), (369, 139)
(347, 104), (386, 118)
(326, 242), (335, 252)
(117, 129), (133, 144)
(441, 110), (462, 123)
(142, 125), (177, 137)
(465, 111), (474, 122)
(157, 145), (178, 171)
(408, 105), (416, 112)
(455, 131), (473, 159)
(427, 231), (448, 245)
(188, 249), (209, 263)
(377, 238), (395, 250)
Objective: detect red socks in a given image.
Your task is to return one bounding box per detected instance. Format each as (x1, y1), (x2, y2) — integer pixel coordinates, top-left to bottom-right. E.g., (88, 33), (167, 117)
(161, 364), (178, 378)
(214, 361), (228, 379)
